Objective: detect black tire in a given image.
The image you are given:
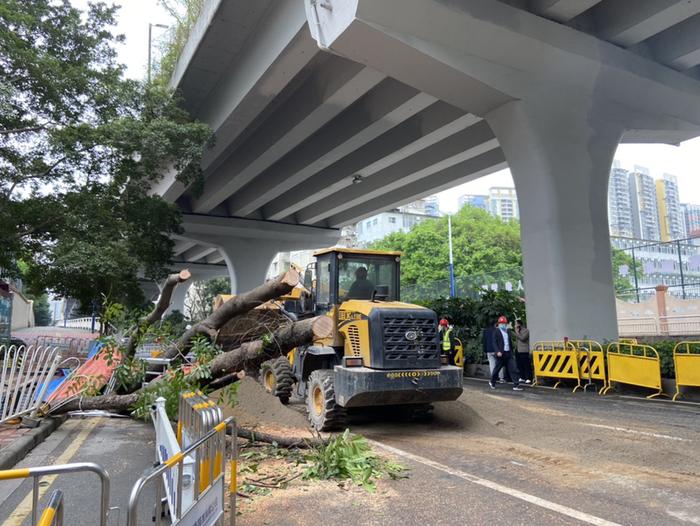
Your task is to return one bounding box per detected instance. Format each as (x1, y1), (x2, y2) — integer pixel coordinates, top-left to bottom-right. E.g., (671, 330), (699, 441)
(306, 369), (347, 431)
(260, 357), (295, 405)
(406, 403), (434, 422)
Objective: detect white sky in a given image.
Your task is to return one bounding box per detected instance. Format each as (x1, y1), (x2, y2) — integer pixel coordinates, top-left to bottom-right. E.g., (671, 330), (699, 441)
(77, 0), (700, 215)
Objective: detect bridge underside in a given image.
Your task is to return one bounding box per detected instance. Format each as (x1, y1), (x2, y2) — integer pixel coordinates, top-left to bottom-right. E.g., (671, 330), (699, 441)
(152, 0), (700, 340)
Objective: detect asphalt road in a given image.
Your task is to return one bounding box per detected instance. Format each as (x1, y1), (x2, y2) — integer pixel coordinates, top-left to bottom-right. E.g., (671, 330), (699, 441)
(0, 416), (157, 526)
(1, 380), (698, 525)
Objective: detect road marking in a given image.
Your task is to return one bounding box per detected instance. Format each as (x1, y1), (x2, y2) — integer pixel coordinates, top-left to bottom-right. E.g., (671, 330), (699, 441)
(4, 418), (102, 526)
(369, 439), (623, 526)
(582, 423), (690, 442)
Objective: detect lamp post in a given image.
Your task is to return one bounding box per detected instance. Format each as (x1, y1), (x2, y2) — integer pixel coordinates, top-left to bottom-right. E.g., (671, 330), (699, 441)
(448, 214), (456, 298)
(147, 23), (169, 84)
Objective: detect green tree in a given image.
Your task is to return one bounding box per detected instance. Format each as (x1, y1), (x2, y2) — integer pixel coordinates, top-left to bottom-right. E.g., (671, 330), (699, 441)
(611, 249), (643, 294)
(371, 206), (522, 285)
(0, 1), (211, 307)
(29, 293), (51, 326)
(187, 277), (230, 320)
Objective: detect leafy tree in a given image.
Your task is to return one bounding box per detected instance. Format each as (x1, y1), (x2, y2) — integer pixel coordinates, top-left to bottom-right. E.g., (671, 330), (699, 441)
(611, 249), (643, 293)
(30, 293), (51, 326)
(372, 206), (522, 285)
(186, 277), (230, 320)
(0, 1), (212, 307)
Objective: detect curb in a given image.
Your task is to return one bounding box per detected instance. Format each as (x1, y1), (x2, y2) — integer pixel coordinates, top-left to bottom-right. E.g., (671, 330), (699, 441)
(0, 416), (67, 470)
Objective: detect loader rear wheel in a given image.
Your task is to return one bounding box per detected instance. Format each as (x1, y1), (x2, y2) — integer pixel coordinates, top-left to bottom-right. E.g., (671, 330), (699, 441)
(260, 357), (294, 405)
(306, 370), (347, 431)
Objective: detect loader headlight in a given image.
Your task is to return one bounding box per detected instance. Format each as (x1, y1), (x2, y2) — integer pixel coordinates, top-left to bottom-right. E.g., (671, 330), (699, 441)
(344, 357), (363, 367)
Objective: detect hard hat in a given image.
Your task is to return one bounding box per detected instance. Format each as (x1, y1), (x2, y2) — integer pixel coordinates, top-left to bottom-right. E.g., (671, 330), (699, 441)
(439, 319), (449, 327)
(497, 316), (508, 324)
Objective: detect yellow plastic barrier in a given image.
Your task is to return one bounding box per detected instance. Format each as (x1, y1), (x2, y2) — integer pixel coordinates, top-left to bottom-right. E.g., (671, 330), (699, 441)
(569, 340), (607, 393)
(454, 338), (464, 368)
(601, 342), (664, 398)
(532, 341), (582, 392)
(673, 341), (700, 401)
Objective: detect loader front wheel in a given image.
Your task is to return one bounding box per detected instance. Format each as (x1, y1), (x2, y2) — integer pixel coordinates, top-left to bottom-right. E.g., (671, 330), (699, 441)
(306, 370), (346, 431)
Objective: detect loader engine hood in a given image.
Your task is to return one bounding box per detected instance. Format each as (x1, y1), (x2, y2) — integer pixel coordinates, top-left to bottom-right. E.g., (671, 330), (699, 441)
(340, 300), (440, 370)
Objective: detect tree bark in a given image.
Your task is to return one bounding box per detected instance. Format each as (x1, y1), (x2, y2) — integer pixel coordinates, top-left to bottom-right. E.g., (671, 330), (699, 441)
(50, 393), (139, 414)
(208, 315), (332, 379)
(126, 269), (192, 357)
(164, 269), (301, 360)
(233, 428), (324, 448)
(51, 315), (332, 415)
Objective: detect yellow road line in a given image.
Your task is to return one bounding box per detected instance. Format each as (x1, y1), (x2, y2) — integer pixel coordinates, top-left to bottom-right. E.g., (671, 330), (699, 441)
(4, 418), (103, 526)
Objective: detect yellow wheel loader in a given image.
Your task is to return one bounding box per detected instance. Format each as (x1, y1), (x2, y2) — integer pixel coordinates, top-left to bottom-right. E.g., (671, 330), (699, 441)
(267, 248), (463, 431)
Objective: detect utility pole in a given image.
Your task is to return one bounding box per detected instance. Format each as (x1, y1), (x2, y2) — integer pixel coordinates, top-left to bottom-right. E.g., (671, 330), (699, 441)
(448, 214), (456, 298)
(147, 23), (169, 84)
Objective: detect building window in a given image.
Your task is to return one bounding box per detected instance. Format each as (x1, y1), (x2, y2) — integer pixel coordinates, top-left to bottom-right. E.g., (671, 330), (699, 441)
(388, 217), (396, 224)
(373, 218), (378, 226)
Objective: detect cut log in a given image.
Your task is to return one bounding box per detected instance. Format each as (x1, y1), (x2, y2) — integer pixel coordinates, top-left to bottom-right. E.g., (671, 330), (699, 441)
(208, 315), (333, 380)
(216, 309), (290, 350)
(164, 268), (300, 360)
(233, 427), (324, 448)
(50, 393), (139, 414)
(126, 269), (192, 356)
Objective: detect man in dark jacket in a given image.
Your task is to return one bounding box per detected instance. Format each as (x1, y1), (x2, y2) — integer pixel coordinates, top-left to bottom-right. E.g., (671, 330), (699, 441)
(490, 316), (522, 391)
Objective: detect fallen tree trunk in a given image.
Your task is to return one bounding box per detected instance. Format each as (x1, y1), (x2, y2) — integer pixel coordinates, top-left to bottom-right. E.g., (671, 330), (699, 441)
(126, 269), (192, 357)
(164, 268), (301, 360)
(208, 315), (333, 378)
(233, 428), (324, 448)
(50, 315), (332, 415)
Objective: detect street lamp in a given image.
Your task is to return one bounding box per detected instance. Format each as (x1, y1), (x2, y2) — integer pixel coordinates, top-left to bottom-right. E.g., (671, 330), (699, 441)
(448, 214), (456, 298)
(147, 23), (169, 84)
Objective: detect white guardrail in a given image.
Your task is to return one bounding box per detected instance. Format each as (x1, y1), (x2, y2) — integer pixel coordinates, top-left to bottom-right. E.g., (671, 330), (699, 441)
(0, 345), (61, 423)
(54, 317), (101, 331)
(618, 315), (700, 337)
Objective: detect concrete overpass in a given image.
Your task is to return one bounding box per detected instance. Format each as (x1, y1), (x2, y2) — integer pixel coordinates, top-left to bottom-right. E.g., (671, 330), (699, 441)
(154, 0), (700, 342)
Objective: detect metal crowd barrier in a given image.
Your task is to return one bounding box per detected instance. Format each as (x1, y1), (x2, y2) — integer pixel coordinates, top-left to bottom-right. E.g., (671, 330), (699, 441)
(128, 395), (237, 525)
(602, 341), (664, 399)
(0, 462), (110, 526)
(569, 340), (607, 393)
(0, 345), (61, 423)
(672, 341), (700, 401)
(37, 489), (64, 526)
(453, 338), (464, 368)
(532, 341), (582, 392)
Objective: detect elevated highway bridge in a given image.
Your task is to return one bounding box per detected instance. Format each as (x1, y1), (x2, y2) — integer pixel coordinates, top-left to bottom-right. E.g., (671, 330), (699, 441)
(155, 0), (700, 341)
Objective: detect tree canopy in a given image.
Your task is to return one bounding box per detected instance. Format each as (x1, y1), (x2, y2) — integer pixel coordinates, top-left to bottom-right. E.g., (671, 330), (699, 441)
(371, 206), (522, 285)
(0, 0), (211, 307)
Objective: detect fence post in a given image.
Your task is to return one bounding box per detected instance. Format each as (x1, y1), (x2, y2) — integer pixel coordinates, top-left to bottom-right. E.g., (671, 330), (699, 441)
(631, 247), (640, 303)
(655, 285), (669, 336)
(676, 240), (686, 300)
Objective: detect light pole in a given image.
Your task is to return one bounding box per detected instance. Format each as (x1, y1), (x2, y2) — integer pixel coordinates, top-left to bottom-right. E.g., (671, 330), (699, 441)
(448, 214), (456, 298)
(147, 23), (169, 84)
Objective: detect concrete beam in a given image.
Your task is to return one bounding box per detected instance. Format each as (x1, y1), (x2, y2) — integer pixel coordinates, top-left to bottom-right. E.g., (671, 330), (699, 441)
(205, 251), (225, 264)
(191, 58), (385, 213)
(181, 246), (217, 263)
(529, 0), (602, 22)
(227, 80), (436, 217)
(591, 0), (700, 47)
(173, 239), (197, 257)
(180, 213), (340, 245)
(297, 120), (497, 225)
(645, 13), (700, 70)
(263, 103), (470, 221)
(326, 148), (506, 228)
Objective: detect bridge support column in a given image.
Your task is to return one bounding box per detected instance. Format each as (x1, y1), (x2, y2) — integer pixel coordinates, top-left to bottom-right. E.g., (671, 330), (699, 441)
(486, 98), (623, 343)
(217, 240), (281, 294)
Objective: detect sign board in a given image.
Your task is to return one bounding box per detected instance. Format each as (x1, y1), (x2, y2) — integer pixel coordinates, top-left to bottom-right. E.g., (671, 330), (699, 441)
(0, 283), (12, 345)
(177, 476), (224, 526)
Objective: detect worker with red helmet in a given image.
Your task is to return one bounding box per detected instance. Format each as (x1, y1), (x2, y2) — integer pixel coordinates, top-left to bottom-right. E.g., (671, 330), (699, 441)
(489, 316), (523, 391)
(438, 316), (456, 365)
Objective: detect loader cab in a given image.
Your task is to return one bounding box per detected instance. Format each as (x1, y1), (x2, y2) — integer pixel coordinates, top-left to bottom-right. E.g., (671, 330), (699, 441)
(312, 248), (401, 312)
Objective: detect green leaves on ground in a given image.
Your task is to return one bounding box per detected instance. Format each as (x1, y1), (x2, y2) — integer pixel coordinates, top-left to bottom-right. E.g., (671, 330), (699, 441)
(303, 429), (407, 492)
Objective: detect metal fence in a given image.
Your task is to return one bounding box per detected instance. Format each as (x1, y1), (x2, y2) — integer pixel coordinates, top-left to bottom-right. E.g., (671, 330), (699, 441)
(0, 345), (61, 423)
(614, 237), (700, 302)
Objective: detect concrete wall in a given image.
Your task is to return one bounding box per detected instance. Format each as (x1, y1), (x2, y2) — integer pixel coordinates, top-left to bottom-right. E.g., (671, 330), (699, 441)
(11, 289), (34, 331)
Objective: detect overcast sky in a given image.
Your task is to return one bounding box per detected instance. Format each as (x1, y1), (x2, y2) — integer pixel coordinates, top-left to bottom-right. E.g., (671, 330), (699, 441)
(79, 0), (699, 214)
